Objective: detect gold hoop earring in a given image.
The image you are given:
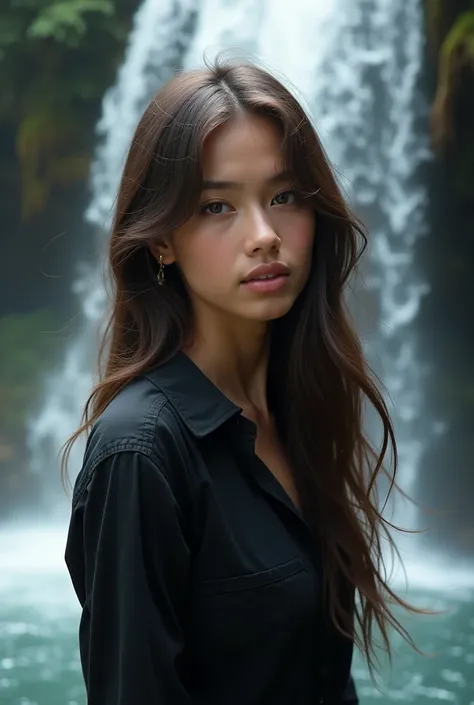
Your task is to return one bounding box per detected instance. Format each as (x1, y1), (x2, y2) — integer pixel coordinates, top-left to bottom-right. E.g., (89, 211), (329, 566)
(157, 255), (165, 286)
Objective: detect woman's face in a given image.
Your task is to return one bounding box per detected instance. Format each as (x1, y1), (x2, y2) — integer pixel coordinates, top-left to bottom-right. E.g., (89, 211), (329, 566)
(156, 114), (315, 329)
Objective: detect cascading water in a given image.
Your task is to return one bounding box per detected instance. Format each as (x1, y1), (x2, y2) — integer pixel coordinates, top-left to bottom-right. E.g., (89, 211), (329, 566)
(26, 0), (431, 529)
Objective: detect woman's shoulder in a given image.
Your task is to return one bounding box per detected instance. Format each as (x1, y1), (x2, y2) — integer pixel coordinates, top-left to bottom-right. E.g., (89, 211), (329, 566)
(72, 370), (197, 509)
(87, 375), (182, 456)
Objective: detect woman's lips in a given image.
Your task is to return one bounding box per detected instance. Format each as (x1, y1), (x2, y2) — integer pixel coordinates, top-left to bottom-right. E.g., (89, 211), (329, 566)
(241, 274), (289, 292)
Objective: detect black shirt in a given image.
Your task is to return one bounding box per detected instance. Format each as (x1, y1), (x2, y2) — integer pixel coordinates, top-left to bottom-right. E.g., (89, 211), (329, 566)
(65, 351), (359, 705)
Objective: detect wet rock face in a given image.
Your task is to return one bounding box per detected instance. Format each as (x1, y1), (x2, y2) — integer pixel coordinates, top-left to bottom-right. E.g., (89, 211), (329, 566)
(416, 2), (474, 556)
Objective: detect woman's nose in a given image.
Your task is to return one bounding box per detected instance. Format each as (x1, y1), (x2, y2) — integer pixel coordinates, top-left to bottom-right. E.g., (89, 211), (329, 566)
(244, 208), (281, 254)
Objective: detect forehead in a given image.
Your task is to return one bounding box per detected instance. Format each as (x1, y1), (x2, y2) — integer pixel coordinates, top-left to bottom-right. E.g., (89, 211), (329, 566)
(201, 114), (284, 181)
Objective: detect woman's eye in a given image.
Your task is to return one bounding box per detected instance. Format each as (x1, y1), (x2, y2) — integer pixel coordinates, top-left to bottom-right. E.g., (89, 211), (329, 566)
(201, 201), (231, 215)
(272, 190), (297, 206)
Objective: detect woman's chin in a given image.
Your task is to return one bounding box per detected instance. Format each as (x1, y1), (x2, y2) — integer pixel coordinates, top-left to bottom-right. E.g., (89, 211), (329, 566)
(240, 297), (295, 322)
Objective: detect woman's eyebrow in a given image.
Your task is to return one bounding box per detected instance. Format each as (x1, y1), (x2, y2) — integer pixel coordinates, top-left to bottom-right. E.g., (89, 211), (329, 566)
(202, 170), (292, 191)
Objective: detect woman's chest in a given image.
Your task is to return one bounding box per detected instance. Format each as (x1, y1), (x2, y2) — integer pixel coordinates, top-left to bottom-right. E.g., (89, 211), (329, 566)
(185, 432), (323, 668)
(254, 425), (302, 511)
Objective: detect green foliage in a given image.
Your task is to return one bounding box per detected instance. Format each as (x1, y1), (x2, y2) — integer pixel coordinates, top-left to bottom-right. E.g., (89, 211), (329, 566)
(0, 0), (120, 51)
(0, 0), (138, 219)
(0, 310), (58, 437)
(28, 0), (114, 46)
(441, 8), (474, 58)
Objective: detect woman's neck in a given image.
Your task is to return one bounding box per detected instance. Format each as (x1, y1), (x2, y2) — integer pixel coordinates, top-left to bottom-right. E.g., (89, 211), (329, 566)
(183, 321), (271, 419)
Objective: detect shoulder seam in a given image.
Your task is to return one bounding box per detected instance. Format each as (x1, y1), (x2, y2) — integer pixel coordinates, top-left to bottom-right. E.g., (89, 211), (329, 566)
(72, 395), (168, 510)
(72, 443), (161, 511)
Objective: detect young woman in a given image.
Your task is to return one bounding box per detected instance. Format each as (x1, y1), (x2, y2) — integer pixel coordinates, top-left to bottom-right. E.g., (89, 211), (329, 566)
(64, 59), (417, 705)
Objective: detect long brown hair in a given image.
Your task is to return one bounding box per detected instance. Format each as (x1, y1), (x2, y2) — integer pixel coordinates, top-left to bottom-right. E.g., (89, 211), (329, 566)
(63, 58), (422, 672)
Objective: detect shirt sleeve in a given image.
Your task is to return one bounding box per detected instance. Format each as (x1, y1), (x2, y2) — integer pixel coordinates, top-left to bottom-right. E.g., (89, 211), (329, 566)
(65, 450), (193, 705)
(342, 673), (359, 704)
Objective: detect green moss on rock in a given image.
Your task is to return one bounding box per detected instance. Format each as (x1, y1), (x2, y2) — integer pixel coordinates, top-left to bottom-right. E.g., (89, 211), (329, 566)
(0, 0), (139, 221)
(431, 10), (474, 149)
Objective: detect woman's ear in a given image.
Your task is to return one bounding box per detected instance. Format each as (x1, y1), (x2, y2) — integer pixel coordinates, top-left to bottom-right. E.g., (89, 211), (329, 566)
(148, 239), (175, 266)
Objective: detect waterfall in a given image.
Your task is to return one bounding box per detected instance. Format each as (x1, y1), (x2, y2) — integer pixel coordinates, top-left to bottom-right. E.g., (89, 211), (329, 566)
(26, 0), (430, 529)
(26, 0), (199, 507)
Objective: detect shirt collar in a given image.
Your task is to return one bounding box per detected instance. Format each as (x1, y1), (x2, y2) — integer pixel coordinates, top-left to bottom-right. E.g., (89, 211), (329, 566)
(144, 351), (242, 437)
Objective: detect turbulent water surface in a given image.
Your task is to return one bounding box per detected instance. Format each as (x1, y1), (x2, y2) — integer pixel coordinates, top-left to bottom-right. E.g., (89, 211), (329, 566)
(1, 526), (474, 704)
